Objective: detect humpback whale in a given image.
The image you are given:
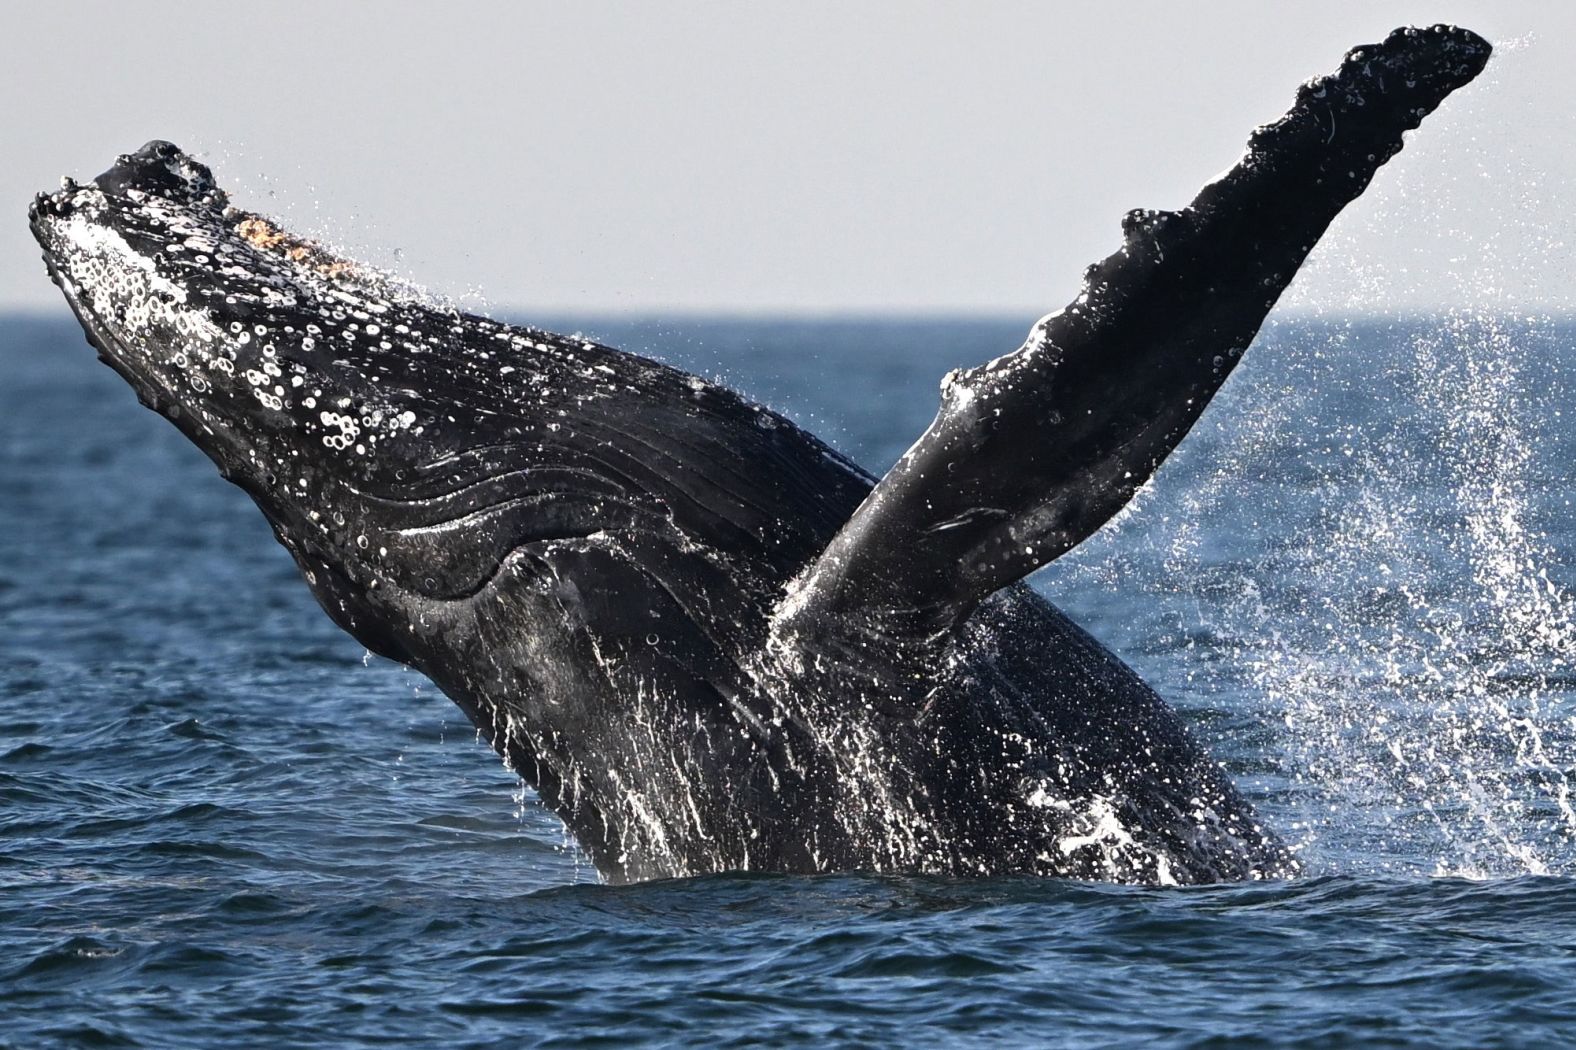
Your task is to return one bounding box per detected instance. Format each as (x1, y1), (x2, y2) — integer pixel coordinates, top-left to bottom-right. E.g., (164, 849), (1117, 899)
(30, 26), (1488, 884)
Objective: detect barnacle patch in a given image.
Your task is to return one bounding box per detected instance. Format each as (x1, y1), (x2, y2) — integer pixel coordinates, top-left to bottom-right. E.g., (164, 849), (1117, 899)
(235, 215), (357, 279)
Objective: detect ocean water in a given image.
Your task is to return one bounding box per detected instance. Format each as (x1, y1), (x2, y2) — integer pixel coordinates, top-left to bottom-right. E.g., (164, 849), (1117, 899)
(4, 312), (1576, 1046)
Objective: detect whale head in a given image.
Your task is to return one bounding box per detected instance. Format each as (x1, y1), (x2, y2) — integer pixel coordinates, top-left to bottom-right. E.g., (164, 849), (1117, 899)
(28, 141), (550, 663)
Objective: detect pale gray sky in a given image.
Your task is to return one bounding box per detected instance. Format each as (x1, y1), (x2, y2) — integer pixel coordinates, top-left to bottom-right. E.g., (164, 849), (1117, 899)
(4, 1), (1575, 315)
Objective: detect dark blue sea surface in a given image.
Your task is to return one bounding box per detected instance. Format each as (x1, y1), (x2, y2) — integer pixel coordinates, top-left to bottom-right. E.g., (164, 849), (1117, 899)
(5, 313), (1576, 1046)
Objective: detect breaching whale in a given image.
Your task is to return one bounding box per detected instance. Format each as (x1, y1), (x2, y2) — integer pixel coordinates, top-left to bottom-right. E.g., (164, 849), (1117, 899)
(30, 26), (1488, 884)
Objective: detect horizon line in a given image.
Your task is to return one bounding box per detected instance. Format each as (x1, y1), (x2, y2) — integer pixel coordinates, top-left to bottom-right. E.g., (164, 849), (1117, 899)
(3, 304), (1571, 324)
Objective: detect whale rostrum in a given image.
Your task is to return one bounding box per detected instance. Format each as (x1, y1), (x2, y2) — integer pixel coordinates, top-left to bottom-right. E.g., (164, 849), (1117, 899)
(30, 25), (1490, 884)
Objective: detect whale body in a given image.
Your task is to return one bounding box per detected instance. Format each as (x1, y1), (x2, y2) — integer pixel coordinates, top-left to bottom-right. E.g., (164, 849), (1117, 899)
(29, 26), (1489, 884)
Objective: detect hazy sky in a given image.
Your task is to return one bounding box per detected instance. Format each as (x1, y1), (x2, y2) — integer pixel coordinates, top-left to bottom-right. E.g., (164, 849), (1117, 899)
(4, 1), (1576, 315)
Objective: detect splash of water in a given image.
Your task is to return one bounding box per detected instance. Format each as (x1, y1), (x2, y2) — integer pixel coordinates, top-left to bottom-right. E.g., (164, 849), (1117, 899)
(1053, 313), (1576, 879)
(1041, 35), (1576, 880)
(1275, 315), (1576, 877)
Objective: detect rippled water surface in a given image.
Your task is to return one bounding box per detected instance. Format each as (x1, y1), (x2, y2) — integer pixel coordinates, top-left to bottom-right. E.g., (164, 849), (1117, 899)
(5, 314), (1576, 1046)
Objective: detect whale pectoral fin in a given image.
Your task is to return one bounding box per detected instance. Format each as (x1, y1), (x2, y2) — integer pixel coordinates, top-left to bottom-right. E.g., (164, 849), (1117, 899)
(780, 25), (1490, 648)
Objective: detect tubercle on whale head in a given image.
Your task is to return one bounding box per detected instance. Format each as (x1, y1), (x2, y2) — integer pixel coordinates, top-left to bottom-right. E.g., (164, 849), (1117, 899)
(27, 140), (481, 660)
